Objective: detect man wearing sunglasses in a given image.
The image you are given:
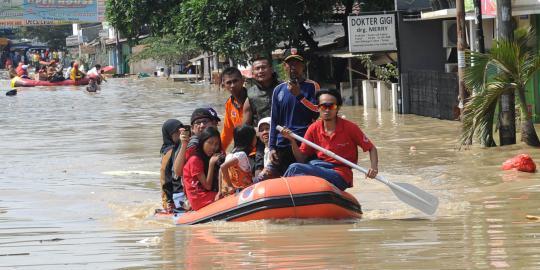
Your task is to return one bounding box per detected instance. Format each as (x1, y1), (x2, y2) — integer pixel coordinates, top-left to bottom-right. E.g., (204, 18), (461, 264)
(265, 48), (320, 179)
(280, 89), (378, 190)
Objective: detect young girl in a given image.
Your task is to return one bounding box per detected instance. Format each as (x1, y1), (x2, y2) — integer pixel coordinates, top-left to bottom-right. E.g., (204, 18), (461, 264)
(182, 127), (222, 211)
(219, 125), (257, 197)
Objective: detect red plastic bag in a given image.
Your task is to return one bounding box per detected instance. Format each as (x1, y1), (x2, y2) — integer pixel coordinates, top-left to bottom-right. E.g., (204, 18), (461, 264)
(502, 154), (537, 173)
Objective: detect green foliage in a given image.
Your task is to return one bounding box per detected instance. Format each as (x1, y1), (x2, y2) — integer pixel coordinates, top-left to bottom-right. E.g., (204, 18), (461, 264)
(15, 24), (72, 49)
(173, 0), (334, 64)
(129, 35), (198, 66)
(105, 0), (181, 43)
(105, 1), (396, 64)
(374, 63), (398, 83)
(358, 54), (397, 82)
(461, 28), (540, 147)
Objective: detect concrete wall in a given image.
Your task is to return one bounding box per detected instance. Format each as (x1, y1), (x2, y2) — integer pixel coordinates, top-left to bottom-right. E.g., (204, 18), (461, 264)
(129, 44), (165, 75)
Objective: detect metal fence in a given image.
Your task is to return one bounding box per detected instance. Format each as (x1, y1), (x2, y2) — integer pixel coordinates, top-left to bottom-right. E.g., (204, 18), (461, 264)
(401, 70), (459, 120)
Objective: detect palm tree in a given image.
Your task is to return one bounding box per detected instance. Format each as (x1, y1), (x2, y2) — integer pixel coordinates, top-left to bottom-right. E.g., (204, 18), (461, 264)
(461, 28), (540, 147)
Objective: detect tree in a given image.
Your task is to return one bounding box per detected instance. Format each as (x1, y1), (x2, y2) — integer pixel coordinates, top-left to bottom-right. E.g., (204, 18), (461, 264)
(15, 24), (72, 49)
(460, 28), (540, 147)
(496, 0), (516, 145)
(173, 0), (335, 64)
(129, 35), (198, 67)
(105, 0), (395, 64)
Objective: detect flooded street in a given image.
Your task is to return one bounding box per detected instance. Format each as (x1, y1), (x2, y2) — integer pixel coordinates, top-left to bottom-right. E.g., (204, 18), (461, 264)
(1, 78), (539, 269)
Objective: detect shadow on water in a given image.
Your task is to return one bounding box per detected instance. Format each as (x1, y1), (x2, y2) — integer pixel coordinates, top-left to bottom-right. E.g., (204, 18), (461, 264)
(1, 77), (539, 268)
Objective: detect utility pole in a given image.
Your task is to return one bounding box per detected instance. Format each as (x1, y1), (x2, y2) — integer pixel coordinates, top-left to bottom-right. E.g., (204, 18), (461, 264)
(473, 0), (485, 53)
(456, 0), (467, 119)
(496, 0), (516, 145)
(473, 0), (496, 147)
(115, 28), (122, 74)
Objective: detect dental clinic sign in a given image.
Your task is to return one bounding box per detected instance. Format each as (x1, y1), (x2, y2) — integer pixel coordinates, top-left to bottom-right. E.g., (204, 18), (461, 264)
(348, 13), (397, 53)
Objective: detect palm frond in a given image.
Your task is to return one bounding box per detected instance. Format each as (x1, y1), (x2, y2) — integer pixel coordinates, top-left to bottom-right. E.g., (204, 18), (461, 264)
(490, 40), (519, 77)
(463, 50), (490, 93)
(460, 82), (510, 146)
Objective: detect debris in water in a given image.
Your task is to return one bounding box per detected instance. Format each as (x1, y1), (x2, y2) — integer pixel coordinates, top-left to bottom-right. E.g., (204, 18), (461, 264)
(502, 154), (536, 173)
(526, 215), (540, 220)
(0, 252), (29, 256)
(6, 89), (17, 96)
(39, 238), (64, 243)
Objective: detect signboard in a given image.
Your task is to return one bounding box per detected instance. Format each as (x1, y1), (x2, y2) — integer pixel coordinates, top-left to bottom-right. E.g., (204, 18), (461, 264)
(66, 35), (82, 47)
(0, 0), (105, 26)
(348, 13), (397, 53)
(465, 0), (496, 16)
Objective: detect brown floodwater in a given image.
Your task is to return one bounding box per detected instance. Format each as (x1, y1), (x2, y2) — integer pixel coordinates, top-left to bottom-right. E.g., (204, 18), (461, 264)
(1, 78), (539, 269)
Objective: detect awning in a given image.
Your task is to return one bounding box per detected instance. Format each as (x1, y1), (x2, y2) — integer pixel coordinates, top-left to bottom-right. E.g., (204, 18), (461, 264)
(420, 8), (456, 20)
(311, 23), (344, 48)
(421, 6), (540, 21)
(189, 54), (206, 63)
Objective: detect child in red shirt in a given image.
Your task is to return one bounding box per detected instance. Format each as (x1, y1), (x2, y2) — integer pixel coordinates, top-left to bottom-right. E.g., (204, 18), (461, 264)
(182, 127), (223, 210)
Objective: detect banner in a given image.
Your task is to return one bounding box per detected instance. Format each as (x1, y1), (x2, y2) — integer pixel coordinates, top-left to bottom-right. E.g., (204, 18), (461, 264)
(465, 0), (497, 16)
(0, 0), (105, 26)
(348, 13), (397, 53)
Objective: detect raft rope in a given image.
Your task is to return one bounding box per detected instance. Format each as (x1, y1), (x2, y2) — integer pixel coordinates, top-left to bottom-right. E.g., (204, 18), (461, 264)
(282, 177), (297, 218)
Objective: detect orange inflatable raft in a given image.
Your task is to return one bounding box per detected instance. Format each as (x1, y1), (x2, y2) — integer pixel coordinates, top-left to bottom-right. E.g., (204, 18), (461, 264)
(11, 77), (90, 87)
(174, 176), (362, 225)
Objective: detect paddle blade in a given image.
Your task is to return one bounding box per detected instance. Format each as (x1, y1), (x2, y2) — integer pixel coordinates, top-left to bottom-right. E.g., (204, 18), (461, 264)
(389, 182), (439, 215)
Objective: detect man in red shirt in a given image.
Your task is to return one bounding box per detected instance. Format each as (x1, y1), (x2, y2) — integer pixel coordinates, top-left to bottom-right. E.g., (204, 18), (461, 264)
(280, 89), (378, 190)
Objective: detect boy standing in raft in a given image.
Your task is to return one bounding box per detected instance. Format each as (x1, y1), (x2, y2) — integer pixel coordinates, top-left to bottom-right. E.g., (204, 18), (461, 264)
(264, 48), (320, 179)
(242, 55), (281, 126)
(220, 67), (247, 151)
(280, 89), (379, 190)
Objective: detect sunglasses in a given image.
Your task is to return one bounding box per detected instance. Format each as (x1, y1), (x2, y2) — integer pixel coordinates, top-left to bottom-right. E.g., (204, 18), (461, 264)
(193, 118), (211, 126)
(317, 102), (338, 110)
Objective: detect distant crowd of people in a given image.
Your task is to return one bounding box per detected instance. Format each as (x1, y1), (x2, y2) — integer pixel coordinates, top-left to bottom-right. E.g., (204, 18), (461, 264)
(158, 49), (379, 214)
(2, 49), (64, 69)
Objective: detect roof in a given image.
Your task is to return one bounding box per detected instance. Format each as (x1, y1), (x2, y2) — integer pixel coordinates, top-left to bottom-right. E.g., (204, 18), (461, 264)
(311, 23), (344, 48)
(332, 2), (362, 15)
(396, 0), (431, 11)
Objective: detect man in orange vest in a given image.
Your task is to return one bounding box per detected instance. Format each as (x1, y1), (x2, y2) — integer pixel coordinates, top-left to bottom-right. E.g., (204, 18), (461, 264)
(220, 67), (247, 150)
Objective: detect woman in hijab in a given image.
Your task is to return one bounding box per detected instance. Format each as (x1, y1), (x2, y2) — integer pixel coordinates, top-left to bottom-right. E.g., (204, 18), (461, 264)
(159, 119), (185, 214)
